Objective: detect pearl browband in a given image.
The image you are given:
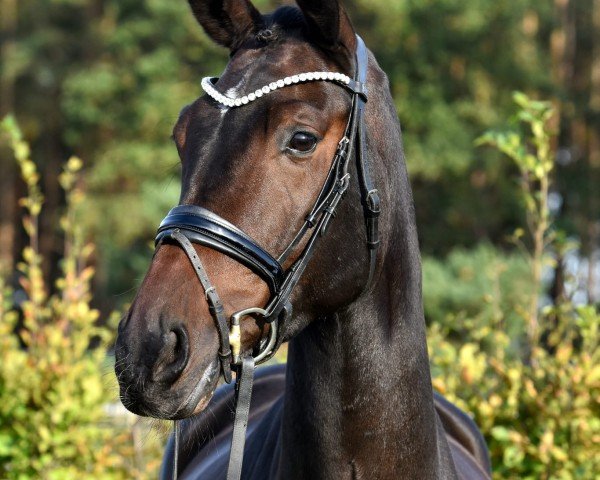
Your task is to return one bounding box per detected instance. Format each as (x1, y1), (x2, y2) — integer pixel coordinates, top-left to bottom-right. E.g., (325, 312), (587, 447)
(201, 71), (354, 108)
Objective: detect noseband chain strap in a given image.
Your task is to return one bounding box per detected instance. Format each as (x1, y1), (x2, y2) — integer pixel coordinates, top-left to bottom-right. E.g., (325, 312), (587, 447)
(158, 35), (379, 480)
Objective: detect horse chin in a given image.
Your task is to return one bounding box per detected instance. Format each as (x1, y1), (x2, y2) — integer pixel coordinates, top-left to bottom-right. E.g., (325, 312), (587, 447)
(171, 359), (220, 420)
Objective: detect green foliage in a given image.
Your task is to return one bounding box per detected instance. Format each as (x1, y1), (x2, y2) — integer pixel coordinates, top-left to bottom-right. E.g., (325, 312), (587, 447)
(423, 243), (532, 340)
(0, 117), (162, 479)
(477, 92), (555, 340)
(429, 304), (600, 479)
(428, 95), (600, 478)
(344, 0), (560, 255)
(1, 0), (566, 302)
(354, 0), (553, 178)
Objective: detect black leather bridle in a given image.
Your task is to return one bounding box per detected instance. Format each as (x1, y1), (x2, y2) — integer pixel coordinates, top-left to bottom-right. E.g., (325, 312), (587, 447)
(156, 35), (379, 480)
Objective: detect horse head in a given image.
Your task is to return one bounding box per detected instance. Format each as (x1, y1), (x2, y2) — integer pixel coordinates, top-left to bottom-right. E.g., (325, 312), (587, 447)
(115, 0), (386, 420)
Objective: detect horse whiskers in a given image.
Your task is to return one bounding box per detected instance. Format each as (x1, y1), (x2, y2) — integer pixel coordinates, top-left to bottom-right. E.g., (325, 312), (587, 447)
(116, 361), (136, 384)
(112, 352), (132, 370)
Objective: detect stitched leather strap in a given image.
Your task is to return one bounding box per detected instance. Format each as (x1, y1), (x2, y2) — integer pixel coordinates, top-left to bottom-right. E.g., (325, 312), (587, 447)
(354, 36), (380, 286)
(158, 205), (284, 295)
(172, 421), (180, 479)
(227, 355), (255, 480)
(169, 230), (233, 384)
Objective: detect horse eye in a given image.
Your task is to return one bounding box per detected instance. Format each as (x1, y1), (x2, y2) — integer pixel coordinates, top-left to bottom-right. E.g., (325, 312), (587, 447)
(287, 132), (318, 154)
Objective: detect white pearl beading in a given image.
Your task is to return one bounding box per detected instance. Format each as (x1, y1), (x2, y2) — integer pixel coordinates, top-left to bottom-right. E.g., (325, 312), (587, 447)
(201, 72), (352, 108)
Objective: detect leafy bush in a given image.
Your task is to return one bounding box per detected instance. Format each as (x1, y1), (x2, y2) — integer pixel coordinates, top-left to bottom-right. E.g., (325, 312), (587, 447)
(429, 304), (599, 479)
(423, 243), (532, 339)
(428, 94), (600, 478)
(0, 117), (162, 479)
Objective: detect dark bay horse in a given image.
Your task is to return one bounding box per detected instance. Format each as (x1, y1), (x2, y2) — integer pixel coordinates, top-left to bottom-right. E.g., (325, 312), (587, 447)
(114, 0), (491, 478)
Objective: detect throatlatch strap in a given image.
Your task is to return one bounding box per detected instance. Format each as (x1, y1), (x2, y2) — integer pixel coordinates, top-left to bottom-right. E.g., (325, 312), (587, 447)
(354, 36), (380, 287)
(170, 230), (232, 384)
(227, 355), (255, 480)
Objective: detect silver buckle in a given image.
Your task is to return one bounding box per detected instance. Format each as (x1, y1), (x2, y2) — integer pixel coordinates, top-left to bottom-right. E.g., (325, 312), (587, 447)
(229, 307), (277, 365)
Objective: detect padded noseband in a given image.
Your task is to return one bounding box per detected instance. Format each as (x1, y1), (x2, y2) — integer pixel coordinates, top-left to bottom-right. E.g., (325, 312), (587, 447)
(157, 205), (284, 295)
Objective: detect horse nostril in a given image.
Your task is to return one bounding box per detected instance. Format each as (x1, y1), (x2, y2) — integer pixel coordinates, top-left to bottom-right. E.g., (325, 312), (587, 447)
(164, 331), (178, 361)
(172, 328), (186, 358)
(153, 325), (189, 384)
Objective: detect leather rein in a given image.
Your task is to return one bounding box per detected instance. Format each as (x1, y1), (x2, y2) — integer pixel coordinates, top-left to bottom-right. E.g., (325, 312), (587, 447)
(155, 35), (379, 480)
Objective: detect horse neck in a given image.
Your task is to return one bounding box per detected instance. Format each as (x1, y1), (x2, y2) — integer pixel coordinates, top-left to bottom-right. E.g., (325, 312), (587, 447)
(277, 239), (456, 479)
(276, 88), (458, 477)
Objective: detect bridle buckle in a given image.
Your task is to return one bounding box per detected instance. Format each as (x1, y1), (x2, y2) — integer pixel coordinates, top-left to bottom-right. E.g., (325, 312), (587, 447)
(229, 307), (277, 365)
(366, 189), (381, 215)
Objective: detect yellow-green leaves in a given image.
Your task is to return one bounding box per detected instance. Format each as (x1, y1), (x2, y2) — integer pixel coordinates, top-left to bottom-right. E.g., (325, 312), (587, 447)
(477, 92), (556, 343)
(0, 117), (161, 479)
(1, 116), (44, 226)
(429, 95), (599, 478)
(429, 303), (600, 479)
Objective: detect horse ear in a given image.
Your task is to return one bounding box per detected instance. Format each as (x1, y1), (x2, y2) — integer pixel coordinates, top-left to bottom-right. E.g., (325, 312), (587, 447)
(296, 0), (356, 56)
(188, 0), (263, 50)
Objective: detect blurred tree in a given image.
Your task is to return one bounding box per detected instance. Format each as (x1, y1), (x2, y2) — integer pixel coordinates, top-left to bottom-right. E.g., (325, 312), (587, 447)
(0, 0), (597, 312)
(347, 0), (557, 254)
(0, 0), (18, 270)
(550, 0), (600, 304)
(1, 0), (97, 283)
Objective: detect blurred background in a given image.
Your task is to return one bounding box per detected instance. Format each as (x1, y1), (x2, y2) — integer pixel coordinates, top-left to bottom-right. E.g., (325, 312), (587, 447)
(0, 0), (598, 478)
